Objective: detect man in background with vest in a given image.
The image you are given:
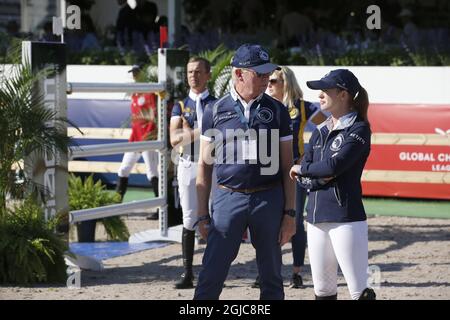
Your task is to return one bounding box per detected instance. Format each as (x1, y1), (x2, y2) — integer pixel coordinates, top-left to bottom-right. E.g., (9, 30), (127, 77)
(169, 57), (217, 289)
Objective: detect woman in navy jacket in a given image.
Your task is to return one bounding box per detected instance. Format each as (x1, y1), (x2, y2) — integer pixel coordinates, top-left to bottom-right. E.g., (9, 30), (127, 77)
(264, 66), (326, 289)
(290, 69), (376, 300)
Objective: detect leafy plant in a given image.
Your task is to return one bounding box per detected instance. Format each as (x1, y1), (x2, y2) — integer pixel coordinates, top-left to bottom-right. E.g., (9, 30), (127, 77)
(0, 42), (79, 285)
(0, 44), (78, 213)
(269, 47), (290, 65)
(68, 174), (130, 241)
(197, 44), (234, 97)
(0, 198), (68, 284)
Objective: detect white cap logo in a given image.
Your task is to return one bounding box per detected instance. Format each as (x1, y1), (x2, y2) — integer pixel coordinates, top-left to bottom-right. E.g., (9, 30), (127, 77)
(259, 51), (269, 61)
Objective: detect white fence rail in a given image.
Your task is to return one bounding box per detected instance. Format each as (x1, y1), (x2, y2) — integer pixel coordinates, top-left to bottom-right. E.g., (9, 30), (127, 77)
(66, 82), (165, 94)
(69, 140), (165, 159)
(67, 81), (168, 231)
(70, 198), (166, 223)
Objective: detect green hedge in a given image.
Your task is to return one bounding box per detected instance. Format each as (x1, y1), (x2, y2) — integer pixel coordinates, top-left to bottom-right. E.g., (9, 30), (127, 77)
(66, 47), (450, 67)
(1, 33), (449, 66)
(269, 47), (450, 66)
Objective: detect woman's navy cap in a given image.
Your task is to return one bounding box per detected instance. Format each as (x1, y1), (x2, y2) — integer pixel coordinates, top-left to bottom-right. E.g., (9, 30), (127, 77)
(231, 44), (281, 74)
(307, 69), (361, 99)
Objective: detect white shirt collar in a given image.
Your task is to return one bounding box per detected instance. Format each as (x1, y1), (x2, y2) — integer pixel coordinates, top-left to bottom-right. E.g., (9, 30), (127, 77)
(318, 111), (358, 131)
(189, 88), (209, 101)
(333, 112), (358, 130)
(230, 86), (263, 120)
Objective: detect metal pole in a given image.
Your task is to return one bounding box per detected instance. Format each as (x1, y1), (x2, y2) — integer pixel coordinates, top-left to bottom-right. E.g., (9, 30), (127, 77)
(60, 0), (66, 43)
(67, 82), (165, 94)
(158, 95), (168, 237)
(70, 198), (166, 223)
(69, 140), (165, 159)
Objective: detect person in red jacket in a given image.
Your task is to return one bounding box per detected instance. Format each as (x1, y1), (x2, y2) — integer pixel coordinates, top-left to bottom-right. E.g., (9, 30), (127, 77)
(116, 65), (159, 209)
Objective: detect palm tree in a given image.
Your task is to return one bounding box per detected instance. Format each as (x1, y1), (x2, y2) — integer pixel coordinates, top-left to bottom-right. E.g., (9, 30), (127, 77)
(0, 47), (75, 214)
(198, 44), (234, 98)
(0, 44), (79, 284)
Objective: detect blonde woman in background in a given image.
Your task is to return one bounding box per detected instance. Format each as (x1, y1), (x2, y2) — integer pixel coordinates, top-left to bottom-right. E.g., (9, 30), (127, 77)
(252, 66), (327, 289)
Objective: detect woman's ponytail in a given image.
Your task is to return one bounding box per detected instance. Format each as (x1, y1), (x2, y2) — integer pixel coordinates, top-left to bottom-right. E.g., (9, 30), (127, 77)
(351, 86), (370, 127)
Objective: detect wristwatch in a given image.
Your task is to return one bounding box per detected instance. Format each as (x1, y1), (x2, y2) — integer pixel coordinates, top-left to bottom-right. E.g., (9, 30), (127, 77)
(193, 214), (211, 227)
(283, 209), (296, 217)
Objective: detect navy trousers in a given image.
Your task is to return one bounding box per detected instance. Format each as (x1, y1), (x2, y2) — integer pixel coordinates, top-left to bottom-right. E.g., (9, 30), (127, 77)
(194, 184), (285, 300)
(291, 182), (307, 267)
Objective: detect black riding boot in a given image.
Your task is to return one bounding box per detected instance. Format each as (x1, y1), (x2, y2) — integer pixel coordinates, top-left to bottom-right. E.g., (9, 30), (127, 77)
(115, 177), (128, 201)
(315, 293), (338, 300)
(175, 228), (195, 289)
(358, 288), (376, 300)
(151, 176), (159, 197)
(147, 177), (159, 220)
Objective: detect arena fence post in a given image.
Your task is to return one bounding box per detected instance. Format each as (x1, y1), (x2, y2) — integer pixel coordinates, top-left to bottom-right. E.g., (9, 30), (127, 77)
(22, 41), (69, 232)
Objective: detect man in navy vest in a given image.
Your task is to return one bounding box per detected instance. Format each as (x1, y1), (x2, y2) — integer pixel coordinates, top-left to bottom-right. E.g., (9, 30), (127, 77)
(170, 57), (216, 289)
(193, 44), (296, 300)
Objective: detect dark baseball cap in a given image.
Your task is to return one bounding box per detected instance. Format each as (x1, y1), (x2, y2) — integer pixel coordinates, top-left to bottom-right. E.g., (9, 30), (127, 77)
(230, 44), (280, 74)
(128, 64), (142, 73)
(307, 69), (361, 99)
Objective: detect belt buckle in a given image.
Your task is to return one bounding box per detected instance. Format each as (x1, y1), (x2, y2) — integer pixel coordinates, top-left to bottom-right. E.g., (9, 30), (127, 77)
(179, 153), (191, 162)
(178, 154), (191, 169)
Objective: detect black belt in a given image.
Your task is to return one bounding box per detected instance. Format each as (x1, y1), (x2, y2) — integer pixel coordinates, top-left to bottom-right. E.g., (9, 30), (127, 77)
(217, 181), (280, 194)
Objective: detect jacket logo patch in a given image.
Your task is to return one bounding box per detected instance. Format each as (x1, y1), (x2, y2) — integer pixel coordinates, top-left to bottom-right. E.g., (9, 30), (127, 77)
(256, 107), (274, 123)
(289, 107), (299, 119)
(350, 132), (366, 144)
(330, 134), (344, 151)
(217, 114), (238, 121)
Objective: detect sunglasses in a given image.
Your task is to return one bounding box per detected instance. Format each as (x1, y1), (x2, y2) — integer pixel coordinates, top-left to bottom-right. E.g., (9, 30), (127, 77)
(268, 78), (281, 84)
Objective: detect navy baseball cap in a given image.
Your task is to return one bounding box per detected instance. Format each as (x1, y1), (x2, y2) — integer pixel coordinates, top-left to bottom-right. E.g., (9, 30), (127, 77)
(307, 69), (361, 99)
(128, 64), (142, 73)
(231, 44), (280, 74)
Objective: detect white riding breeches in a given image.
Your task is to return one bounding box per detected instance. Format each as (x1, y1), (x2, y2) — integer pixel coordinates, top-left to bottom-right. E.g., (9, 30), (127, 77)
(307, 220), (369, 300)
(177, 156), (216, 231)
(118, 151), (159, 181)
